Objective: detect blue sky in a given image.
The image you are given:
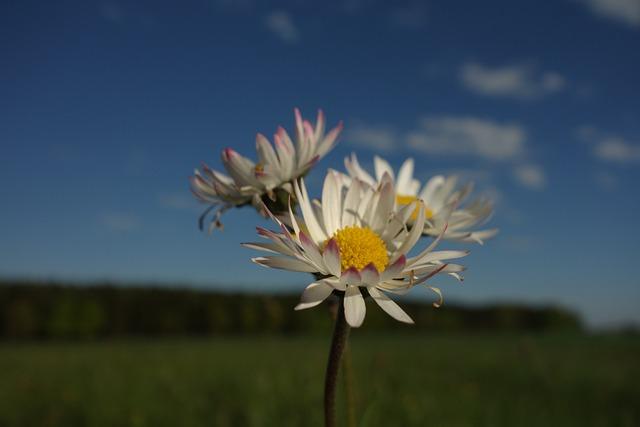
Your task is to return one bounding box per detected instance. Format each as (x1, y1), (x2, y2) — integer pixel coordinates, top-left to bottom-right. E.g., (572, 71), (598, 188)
(1, 0), (639, 327)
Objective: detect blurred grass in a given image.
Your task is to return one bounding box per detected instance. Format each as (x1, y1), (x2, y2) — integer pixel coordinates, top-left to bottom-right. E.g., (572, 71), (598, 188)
(0, 333), (638, 427)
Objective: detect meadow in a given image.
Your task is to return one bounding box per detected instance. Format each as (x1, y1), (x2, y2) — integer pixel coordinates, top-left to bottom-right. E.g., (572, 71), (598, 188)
(1, 333), (638, 427)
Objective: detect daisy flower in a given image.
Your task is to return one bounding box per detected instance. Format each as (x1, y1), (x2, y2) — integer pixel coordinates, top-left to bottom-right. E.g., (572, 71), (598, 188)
(243, 171), (468, 327)
(190, 109), (343, 231)
(343, 154), (498, 244)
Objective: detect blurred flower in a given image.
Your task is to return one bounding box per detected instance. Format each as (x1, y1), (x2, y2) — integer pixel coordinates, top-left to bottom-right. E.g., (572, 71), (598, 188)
(244, 171), (468, 327)
(191, 109), (342, 231)
(343, 154), (498, 244)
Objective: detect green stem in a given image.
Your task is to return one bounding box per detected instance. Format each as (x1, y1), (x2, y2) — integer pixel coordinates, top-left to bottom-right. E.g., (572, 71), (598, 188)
(342, 340), (357, 427)
(324, 295), (351, 427)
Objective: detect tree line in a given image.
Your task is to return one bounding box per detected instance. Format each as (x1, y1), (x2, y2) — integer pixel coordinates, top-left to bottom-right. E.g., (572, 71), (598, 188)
(0, 280), (582, 339)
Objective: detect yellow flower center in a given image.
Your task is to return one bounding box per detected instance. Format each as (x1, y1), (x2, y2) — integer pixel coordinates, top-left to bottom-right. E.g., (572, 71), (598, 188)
(331, 226), (389, 272)
(254, 163), (265, 175)
(395, 195), (433, 220)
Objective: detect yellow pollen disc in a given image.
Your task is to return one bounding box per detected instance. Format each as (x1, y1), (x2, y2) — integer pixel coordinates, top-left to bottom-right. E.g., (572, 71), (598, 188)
(395, 195), (433, 220)
(329, 226), (389, 272)
(254, 163), (265, 174)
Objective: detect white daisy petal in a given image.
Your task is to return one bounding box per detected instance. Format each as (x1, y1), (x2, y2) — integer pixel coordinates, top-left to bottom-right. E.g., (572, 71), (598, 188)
(408, 250), (469, 268)
(341, 178), (362, 227)
(295, 179), (328, 244)
(298, 231), (326, 271)
(369, 287), (414, 324)
(317, 122), (343, 158)
(344, 285), (366, 328)
(355, 188), (374, 227)
(370, 180), (395, 233)
(341, 267), (362, 287)
(253, 227), (299, 257)
(323, 238), (342, 277)
(240, 242), (282, 254)
(256, 133), (280, 174)
(322, 171), (342, 237)
(360, 263), (380, 285)
(252, 256), (318, 273)
(407, 179), (421, 197)
(344, 153), (376, 186)
(392, 201), (425, 262)
(419, 175), (445, 203)
(274, 132), (294, 179)
(374, 156), (395, 182)
(295, 280), (334, 310)
(396, 158), (414, 195)
(463, 229), (499, 244)
(411, 263), (466, 276)
(381, 255), (407, 282)
(221, 148), (260, 188)
(314, 109), (325, 142)
(423, 285), (443, 308)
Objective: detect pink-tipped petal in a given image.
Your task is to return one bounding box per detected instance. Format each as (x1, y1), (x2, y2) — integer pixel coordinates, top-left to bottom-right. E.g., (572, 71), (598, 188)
(360, 263), (380, 285)
(322, 238), (341, 277)
(314, 109), (326, 141)
(381, 255), (406, 281)
(303, 120), (314, 141)
(252, 256), (317, 273)
(340, 267), (361, 286)
(298, 231), (324, 270)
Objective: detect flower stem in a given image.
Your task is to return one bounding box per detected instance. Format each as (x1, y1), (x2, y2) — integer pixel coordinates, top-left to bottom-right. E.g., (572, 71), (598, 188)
(324, 294), (351, 427)
(341, 341), (357, 427)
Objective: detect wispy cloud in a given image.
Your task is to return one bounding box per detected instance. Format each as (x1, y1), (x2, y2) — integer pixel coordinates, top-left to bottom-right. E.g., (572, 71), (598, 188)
(579, 0), (640, 27)
(577, 126), (640, 164)
(406, 116), (526, 161)
(345, 122), (397, 152)
(594, 137), (640, 163)
(100, 213), (140, 232)
(264, 11), (299, 44)
(460, 62), (566, 99)
(501, 235), (541, 252)
(513, 164), (546, 190)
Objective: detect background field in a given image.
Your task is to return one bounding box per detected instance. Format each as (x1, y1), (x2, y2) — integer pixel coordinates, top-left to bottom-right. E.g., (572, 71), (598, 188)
(1, 333), (638, 427)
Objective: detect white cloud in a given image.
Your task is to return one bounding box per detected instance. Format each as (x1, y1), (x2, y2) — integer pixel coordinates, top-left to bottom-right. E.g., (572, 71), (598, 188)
(406, 116), (526, 161)
(264, 11), (299, 44)
(593, 137), (640, 163)
(460, 62), (566, 99)
(580, 0), (640, 27)
(345, 123), (397, 152)
(577, 126), (640, 164)
(513, 164), (546, 190)
(100, 213), (140, 232)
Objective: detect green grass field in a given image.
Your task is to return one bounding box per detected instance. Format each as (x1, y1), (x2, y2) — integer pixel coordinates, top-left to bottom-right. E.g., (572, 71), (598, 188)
(1, 333), (638, 427)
